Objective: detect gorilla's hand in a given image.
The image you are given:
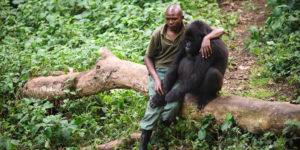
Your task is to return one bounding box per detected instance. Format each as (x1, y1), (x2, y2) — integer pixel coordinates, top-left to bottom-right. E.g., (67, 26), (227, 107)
(200, 37), (212, 59)
(197, 101), (207, 109)
(150, 94), (166, 108)
(165, 89), (184, 102)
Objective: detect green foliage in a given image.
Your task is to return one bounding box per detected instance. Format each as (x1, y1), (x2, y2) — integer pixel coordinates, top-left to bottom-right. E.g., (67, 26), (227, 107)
(141, 114), (300, 149)
(2, 0), (295, 149)
(0, 90), (147, 149)
(283, 120), (300, 140)
(245, 0), (300, 88)
(0, 0), (236, 101)
(0, 98), (83, 149)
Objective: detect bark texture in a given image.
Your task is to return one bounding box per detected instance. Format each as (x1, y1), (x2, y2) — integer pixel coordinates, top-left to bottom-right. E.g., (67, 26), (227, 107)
(21, 47), (300, 135)
(21, 47), (148, 100)
(82, 132), (141, 150)
(182, 94), (300, 134)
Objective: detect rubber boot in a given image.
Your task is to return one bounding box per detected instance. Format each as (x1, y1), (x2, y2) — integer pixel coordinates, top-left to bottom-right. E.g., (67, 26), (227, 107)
(161, 120), (171, 127)
(139, 129), (152, 150)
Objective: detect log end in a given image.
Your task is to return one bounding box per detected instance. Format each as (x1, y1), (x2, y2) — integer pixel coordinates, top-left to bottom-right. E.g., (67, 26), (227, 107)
(181, 94), (300, 135)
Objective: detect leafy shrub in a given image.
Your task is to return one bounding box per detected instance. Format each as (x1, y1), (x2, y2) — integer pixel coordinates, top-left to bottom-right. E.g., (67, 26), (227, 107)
(0, 90), (148, 149)
(246, 0), (300, 88)
(145, 114), (299, 149)
(0, 98), (89, 149)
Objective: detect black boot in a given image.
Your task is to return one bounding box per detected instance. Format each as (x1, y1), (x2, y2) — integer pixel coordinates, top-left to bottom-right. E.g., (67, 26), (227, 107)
(139, 129), (152, 150)
(161, 120), (171, 127)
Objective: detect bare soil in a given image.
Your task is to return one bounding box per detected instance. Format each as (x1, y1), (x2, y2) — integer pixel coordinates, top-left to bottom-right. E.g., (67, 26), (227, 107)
(219, 0), (298, 102)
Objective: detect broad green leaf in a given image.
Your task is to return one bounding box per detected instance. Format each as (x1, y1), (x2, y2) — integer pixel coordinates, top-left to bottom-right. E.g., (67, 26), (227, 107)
(45, 127), (52, 138)
(198, 129), (206, 140)
(225, 113), (233, 121)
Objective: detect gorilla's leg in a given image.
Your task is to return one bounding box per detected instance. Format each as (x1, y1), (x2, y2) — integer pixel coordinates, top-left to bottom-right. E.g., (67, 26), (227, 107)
(197, 67), (223, 109)
(165, 59), (211, 103)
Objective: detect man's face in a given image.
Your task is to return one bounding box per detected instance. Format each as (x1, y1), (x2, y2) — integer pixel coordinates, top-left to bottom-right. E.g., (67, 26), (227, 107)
(165, 12), (183, 31)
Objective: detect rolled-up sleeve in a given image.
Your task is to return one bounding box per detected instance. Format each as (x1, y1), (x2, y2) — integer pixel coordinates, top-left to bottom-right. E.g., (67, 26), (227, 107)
(146, 28), (160, 58)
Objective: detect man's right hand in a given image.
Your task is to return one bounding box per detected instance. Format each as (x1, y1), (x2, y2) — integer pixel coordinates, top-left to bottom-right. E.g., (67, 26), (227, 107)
(144, 55), (165, 95)
(154, 78), (164, 95)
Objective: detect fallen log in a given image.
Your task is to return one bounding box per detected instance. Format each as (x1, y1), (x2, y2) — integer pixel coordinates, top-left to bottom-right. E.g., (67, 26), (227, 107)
(21, 47), (148, 100)
(182, 94), (300, 134)
(21, 47), (300, 135)
(82, 132), (141, 150)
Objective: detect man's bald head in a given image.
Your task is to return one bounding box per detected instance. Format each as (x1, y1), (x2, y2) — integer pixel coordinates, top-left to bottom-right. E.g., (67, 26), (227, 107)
(166, 4), (183, 17)
(165, 4), (184, 32)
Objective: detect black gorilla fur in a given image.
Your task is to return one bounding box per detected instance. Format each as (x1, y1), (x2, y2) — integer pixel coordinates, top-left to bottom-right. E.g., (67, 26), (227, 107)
(150, 20), (228, 109)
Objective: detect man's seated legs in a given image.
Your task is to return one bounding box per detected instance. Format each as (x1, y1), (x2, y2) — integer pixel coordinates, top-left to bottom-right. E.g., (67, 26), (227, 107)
(139, 69), (181, 149)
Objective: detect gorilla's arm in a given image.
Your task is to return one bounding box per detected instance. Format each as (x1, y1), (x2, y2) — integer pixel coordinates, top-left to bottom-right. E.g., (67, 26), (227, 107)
(200, 28), (224, 59)
(210, 39), (228, 74)
(165, 57), (212, 102)
(163, 42), (187, 92)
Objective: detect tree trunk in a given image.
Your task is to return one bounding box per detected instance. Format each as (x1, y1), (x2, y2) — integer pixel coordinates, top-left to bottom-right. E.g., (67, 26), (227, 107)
(21, 47), (148, 100)
(21, 47), (300, 135)
(82, 131), (141, 150)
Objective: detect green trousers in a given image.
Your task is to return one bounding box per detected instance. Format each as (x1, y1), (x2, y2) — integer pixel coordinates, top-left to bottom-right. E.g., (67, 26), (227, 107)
(140, 68), (180, 130)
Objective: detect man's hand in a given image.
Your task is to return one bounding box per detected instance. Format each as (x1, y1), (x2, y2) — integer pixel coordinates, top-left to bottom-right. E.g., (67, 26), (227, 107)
(199, 37), (212, 59)
(144, 55), (165, 95)
(154, 78), (164, 95)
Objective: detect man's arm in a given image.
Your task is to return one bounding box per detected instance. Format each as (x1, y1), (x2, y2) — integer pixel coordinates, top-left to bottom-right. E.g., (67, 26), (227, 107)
(144, 55), (164, 95)
(200, 27), (225, 58)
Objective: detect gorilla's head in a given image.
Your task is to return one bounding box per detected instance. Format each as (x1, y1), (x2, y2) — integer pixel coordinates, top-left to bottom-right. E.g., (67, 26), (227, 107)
(183, 27), (203, 56)
(183, 20), (212, 56)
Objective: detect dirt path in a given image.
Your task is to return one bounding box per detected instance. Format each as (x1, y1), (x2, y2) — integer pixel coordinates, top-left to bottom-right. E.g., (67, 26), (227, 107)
(220, 0), (267, 93)
(219, 0), (297, 102)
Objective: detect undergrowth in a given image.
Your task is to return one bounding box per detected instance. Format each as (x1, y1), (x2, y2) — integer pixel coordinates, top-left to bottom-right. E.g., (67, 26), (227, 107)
(0, 0), (299, 149)
(245, 0), (300, 96)
(130, 114), (299, 149)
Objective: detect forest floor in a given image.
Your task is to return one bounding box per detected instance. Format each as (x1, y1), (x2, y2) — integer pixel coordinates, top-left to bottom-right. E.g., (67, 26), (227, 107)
(219, 0), (298, 103)
(85, 1), (299, 149)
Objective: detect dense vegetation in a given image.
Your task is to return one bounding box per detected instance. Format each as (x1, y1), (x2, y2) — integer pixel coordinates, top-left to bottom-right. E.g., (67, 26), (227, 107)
(0, 0), (299, 149)
(246, 0), (300, 94)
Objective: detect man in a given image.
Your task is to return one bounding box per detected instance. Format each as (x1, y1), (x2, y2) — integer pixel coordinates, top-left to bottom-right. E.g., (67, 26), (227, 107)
(139, 4), (225, 149)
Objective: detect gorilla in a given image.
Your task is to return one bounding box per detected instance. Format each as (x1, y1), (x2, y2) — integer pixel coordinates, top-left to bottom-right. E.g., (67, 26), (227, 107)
(150, 20), (228, 109)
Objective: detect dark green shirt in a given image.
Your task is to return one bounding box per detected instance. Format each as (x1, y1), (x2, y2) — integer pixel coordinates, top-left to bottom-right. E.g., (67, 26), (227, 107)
(146, 21), (188, 69)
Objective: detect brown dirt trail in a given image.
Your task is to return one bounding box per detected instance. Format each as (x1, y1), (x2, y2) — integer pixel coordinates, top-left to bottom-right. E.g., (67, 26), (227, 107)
(219, 0), (297, 102)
